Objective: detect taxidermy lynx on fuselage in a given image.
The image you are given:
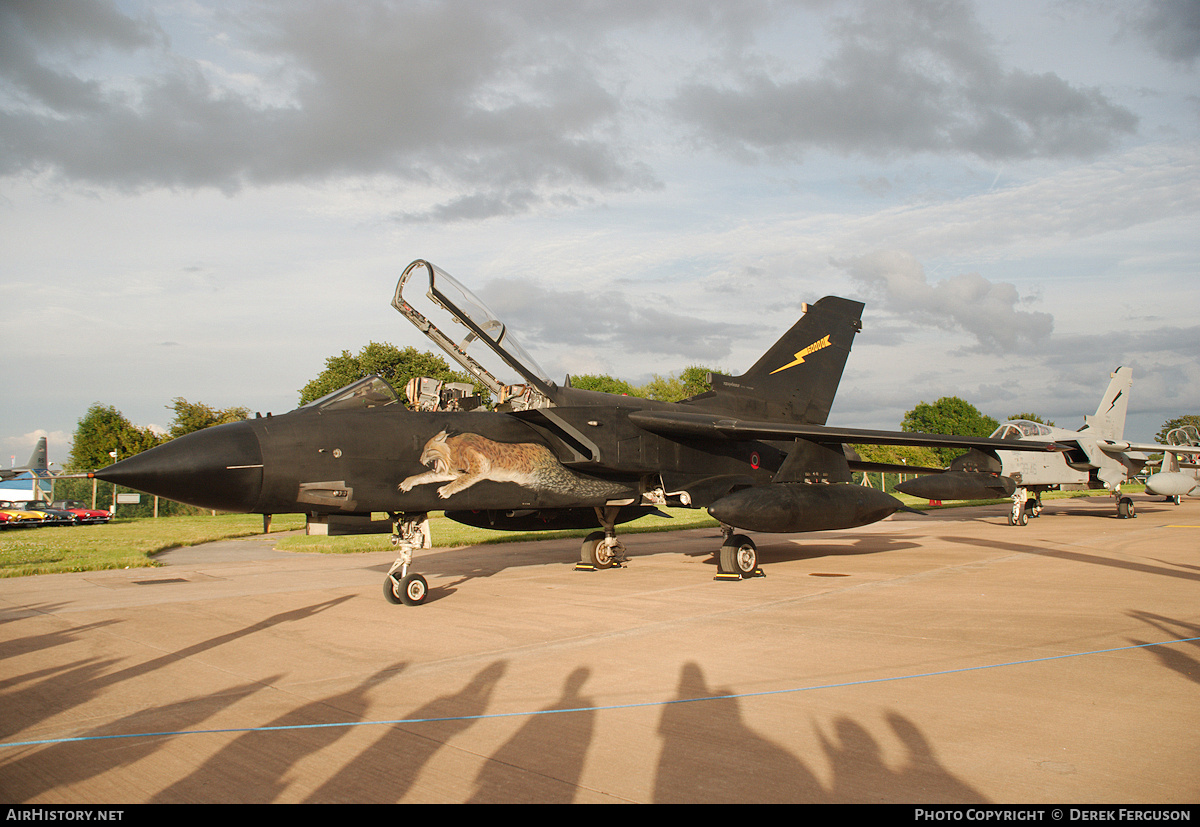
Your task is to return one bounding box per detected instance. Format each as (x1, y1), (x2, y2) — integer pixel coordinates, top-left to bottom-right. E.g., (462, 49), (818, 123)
(398, 430), (629, 501)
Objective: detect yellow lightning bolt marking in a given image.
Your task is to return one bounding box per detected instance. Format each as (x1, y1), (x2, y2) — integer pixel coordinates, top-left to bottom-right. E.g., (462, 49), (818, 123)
(770, 335), (831, 374)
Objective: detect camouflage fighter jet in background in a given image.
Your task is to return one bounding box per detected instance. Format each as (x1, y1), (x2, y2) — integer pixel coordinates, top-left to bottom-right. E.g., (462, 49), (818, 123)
(897, 367), (1200, 523)
(1144, 425), (1200, 503)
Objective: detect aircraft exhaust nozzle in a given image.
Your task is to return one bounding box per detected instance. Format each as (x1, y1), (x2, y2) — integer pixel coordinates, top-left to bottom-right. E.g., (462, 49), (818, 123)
(707, 483), (905, 534)
(93, 420), (264, 513)
(895, 471), (1016, 501)
(1145, 471), (1199, 498)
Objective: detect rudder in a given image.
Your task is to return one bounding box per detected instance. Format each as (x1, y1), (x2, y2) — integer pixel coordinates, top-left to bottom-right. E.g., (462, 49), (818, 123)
(688, 296), (864, 424)
(1081, 366), (1131, 440)
(26, 437), (47, 471)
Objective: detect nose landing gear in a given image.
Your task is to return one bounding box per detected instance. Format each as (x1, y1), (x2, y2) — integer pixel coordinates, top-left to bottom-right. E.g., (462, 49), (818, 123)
(384, 513), (432, 605)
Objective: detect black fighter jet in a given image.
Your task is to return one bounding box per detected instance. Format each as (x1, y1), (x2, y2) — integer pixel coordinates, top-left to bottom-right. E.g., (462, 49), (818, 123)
(94, 260), (1054, 605)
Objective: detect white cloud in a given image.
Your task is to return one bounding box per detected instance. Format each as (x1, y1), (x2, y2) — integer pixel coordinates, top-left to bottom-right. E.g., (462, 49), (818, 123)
(671, 0), (1138, 162)
(834, 250), (1053, 350)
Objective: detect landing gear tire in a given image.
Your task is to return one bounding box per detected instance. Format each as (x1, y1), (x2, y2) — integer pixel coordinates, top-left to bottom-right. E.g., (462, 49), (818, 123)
(718, 534), (759, 578)
(1008, 505), (1028, 526)
(384, 574), (403, 605)
(384, 572), (429, 605)
(1117, 497), (1136, 519)
(580, 531), (615, 569)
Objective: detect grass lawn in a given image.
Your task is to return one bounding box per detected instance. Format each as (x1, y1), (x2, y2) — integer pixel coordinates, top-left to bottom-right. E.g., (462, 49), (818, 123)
(0, 486), (1146, 577)
(0, 513), (306, 577)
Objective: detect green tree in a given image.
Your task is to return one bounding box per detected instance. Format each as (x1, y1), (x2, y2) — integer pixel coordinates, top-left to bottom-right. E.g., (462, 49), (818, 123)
(851, 443), (944, 469)
(299, 341), (480, 406)
(902, 397), (1000, 466)
(66, 404), (163, 471)
(62, 402), (248, 519)
(1008, 412), (1054, 426)
(638, 365), (717, 403)
(569, 374), (639, 396)
(168, 398), (251, 438)
(850, 443), (945, 491)
(1157, 415), (1200, 444)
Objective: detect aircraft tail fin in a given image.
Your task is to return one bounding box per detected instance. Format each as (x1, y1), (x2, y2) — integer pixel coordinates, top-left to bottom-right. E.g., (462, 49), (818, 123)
(1081, 366), (1131, 440)
(688, 296), (865, 425)
(27, 437), (48, 471)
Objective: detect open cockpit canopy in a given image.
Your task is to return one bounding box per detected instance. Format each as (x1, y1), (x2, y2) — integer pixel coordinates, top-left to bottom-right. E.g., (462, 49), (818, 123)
(990, 419), (1054, 440)
(393, 259), (554, 410)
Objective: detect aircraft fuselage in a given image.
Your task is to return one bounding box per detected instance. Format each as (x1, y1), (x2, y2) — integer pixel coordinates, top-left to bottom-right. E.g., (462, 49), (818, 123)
(97, 392), (789, 520)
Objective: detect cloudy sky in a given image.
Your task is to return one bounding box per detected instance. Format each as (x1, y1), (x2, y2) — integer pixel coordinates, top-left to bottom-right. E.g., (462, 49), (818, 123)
(2, 0), (1198, 468)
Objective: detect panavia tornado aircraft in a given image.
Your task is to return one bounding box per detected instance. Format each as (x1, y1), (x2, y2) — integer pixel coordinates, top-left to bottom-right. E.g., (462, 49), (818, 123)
(896, 367), (1200, 524)
(1144, 425), (1200, 503)
(93, 260), (1058, 605)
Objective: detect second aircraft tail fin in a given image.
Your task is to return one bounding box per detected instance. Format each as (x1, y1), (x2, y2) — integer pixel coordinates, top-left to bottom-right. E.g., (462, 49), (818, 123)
(1081, 366), (1132, 440)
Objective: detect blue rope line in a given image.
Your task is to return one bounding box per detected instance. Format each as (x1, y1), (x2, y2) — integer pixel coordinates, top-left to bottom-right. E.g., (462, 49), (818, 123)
(3, 636), (1196, 749)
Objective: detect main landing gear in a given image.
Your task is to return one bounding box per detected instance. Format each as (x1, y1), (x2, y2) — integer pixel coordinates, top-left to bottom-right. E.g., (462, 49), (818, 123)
(1116, 492), (1136, 519)
(1008, 489), (1042, 526)
(576, 505), (629, 570)
(571, 509), (764, 582)
(713, 526), (764, 581)
(384, 513), (432, 605)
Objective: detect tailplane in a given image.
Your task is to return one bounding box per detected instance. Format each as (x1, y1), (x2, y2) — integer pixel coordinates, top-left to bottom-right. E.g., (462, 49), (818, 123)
(1081, 366), (1131, 440)
(686, 296), (864, 424)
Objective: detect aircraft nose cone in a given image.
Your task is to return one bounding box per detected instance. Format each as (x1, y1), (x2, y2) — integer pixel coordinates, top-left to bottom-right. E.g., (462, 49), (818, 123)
(94, 420), (263, 513)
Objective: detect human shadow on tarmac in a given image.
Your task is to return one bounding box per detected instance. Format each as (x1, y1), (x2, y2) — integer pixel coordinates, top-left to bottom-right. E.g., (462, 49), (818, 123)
(0, 599), (350, 746)
(652, 662), (988, 804)
(0, 616), (127, 740)
(153, 662), (406, 803)
(96, 595), (356, 688)
(816, 713), (988, 804)
(302, 659), (507, 803)
(0, 656), (121, 742)
(0, 676), (280, 802)
(467, 666), (595, 803)
(0, 595), (353, 798)
(1127, 610), (1200, 687)
(653, 661), (826, 803)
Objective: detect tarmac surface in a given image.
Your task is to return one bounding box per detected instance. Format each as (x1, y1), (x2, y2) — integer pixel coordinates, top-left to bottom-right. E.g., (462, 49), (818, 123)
(0, 495), (1197, 804)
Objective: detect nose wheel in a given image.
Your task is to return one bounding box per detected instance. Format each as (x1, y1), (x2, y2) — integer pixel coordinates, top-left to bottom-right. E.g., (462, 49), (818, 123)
(384, 512), (432, 605)
(385, 571), (429, 605)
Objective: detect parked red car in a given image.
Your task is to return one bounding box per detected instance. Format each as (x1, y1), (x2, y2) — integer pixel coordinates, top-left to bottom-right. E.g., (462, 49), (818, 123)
(51, 500), (112, 524)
